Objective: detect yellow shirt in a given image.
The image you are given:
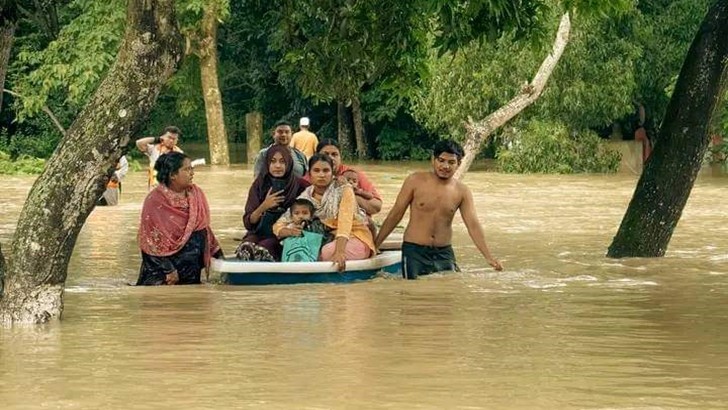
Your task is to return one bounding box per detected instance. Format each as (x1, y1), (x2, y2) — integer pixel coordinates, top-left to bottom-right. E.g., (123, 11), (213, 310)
(290, 129), (319, 159)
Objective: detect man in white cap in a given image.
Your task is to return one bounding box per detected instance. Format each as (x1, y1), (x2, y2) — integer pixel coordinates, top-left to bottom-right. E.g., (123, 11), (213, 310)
(290, 116), (319, 160)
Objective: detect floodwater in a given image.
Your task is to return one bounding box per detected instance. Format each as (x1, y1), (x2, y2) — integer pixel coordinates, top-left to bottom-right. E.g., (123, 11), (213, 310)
(1, 163), (727, 409)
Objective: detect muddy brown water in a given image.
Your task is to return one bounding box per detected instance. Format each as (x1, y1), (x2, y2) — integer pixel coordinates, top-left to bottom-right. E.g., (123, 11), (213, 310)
(1, 163), (727, 409)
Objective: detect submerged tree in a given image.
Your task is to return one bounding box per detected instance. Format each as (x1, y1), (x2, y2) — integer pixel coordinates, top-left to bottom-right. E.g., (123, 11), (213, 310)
(607, 0), (728, 258)
(0, 0), (183, 325)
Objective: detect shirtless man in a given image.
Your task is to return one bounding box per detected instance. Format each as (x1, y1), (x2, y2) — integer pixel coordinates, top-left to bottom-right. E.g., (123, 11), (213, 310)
(374, 140), (503, 279)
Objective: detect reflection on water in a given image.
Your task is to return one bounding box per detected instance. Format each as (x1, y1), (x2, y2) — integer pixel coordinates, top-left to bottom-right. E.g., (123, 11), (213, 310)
(1, 165), (728, 409)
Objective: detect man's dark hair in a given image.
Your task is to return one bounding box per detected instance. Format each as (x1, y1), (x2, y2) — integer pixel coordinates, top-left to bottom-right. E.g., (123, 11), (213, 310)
(291, 198), (315, 215)
(155, 152), (189, 186)
(164, 125), (181, 137)
(274, 120), (292, 129)
(308, 152), (335, 171)
(316, 139), (339, 154)
(433, 139), (464, 161)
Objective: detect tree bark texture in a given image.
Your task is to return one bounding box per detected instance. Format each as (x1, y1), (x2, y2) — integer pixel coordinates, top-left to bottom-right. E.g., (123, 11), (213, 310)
(199, 2), (230, 166)
(454, 13), (571, 180)
(351, 95), (367, 159)
(245, 111), (262, 164)
(607, 2), (728, 258)
(0, 19), (16, 114)
(0, 0), (183, 325)
(337, 100), (354, 159)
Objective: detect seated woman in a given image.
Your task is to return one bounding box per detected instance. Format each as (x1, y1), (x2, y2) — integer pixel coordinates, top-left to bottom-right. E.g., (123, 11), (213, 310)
(274, 153), (376, 271)
(314, 139), (382, 217)
(240, 144), (310, 260)
(137, 152), (222, 286)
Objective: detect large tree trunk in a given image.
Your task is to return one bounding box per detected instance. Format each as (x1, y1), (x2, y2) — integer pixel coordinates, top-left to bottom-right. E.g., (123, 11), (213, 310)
(607, 2), (728, 258)
(0, 18), (16, 113)
(351, 95), (367, 159)
(199, 1), (229, 166)
(454, 13), (571, 180)
(337, 100), (354, 159)
(0, 0), (183, 325)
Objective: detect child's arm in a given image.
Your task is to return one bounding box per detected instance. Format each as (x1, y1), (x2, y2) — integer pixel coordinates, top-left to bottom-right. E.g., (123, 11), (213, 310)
(354, 187), (374, 200)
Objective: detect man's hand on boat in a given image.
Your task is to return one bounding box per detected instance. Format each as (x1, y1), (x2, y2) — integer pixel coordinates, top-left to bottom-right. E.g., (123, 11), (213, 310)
(165, 270), (179, 285)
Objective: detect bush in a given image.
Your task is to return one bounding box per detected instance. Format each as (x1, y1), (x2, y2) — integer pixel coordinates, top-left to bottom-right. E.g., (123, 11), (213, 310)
(0, 151), (46, 175)
(497, 121), (621, 174)
(0, 117), (62, 159)
(376, 125), (432, 160)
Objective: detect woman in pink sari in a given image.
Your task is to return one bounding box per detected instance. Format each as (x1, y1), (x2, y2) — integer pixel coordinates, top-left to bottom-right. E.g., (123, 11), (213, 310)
(137, 152), (222, 285)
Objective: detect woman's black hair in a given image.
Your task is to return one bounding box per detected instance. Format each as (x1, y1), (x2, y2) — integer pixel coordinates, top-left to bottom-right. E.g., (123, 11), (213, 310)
(308, 153), (335, 171)
(315, 139), (339, 154)
(155, 152), (189, 186)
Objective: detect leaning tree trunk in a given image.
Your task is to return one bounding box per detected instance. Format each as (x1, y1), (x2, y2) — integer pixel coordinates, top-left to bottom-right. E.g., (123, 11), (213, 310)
(351, 95), (367, 159)
(199, 1), (229, 165)
(0, 18), (16, 113)
(454, 13), (571, 180)
(337, 100), (354, 159)
(0, 0), (183, 325)
(607, 2), (728, 258)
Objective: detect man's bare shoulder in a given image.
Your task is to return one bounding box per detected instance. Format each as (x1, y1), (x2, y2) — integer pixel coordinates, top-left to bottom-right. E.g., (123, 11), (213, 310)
(404, 171), (431, 184)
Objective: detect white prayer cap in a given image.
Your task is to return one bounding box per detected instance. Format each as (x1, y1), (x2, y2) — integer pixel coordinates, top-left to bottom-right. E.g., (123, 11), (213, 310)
(300, 117), (310, 126)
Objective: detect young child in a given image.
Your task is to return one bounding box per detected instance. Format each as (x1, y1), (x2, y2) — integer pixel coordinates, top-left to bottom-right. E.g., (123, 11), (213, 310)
(341, 169), (378, 238)
(342, 169), (374, 200)
(280, 198), (331, 262)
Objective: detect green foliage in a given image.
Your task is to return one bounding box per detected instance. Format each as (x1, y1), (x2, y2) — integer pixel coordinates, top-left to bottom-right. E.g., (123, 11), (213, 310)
(272, 0), (431, 106)
(535, 14), (640, 129)
(0, 116), (63, 159)
(632, 0), (712, 134)
(177, 0), (230, 30)
(497, 120), (621, 173)
(412, 36), (540, 140)
(429, 0), (549, 53)
(375, 125), (430, 161)
(10, 0), (125, 120)
(413, 7), (641, 140)
(0, 151), (46, 175)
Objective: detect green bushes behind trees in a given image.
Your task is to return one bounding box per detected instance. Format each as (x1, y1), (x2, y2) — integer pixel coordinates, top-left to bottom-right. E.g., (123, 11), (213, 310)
(498, 121), (621, 174)
(0, 0), (720, 174)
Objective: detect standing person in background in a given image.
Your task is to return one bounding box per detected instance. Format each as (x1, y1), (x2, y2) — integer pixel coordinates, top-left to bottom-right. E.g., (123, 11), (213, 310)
(290, 117), (319, 160)
(97, 155), (129, 206)
(135, 126), (183, 190)
(253, 120), (308, 178)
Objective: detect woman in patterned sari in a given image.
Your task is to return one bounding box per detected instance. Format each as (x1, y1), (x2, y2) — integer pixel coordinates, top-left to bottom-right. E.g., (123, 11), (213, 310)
(274, 153), (375, 271)
(136, 152), (221, 285)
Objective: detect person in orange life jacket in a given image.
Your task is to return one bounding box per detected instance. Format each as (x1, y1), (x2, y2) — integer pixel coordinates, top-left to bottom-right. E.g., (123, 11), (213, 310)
(97, 155), (129, 206)
(135, 125), (184, 190)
